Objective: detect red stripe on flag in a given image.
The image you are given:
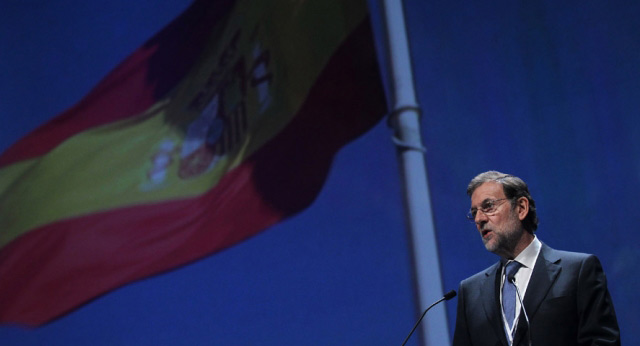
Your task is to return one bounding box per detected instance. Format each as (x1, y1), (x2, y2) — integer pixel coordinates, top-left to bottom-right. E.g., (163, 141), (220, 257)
(0, 18), (386, 326)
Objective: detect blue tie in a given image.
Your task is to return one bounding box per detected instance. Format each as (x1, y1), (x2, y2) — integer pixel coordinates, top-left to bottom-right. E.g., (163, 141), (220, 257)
(502, 261), (522, 331)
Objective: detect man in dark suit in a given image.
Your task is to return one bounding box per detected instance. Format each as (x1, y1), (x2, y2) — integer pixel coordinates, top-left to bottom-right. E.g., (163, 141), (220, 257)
(453, 171), (620, 346)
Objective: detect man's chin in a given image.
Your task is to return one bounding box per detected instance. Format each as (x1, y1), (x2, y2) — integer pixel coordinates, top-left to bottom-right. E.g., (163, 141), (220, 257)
(483, 240), (498, 253)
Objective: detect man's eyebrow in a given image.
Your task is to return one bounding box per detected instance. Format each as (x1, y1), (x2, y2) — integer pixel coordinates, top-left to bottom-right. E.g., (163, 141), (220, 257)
(471, 198), (495, 209)
(470, 198), (491, 209)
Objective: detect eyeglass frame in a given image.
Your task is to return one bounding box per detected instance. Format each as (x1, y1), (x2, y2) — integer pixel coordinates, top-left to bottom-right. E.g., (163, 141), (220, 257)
(466, 198), (512, 222)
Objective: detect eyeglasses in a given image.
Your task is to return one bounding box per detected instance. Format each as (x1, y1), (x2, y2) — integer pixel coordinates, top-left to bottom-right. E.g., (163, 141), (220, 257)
(466, 198), (510, 221)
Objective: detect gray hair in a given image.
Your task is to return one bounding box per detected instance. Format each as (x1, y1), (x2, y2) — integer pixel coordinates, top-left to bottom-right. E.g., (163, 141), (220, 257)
(467, 171), (538, 233)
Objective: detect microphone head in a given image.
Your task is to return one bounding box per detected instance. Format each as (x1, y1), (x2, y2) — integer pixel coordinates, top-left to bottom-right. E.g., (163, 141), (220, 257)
(444, 290), (457, 300)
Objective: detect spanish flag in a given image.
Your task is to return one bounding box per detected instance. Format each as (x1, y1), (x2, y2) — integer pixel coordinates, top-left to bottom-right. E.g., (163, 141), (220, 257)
(0, 0), (386, 325)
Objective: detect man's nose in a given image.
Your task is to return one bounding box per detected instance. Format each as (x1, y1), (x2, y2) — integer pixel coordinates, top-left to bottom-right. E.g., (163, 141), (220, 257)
(475, 210), (489, 225)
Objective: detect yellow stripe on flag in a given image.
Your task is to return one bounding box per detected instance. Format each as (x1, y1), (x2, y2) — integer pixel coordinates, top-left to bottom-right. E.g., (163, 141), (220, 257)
(0, 0), (369, 247)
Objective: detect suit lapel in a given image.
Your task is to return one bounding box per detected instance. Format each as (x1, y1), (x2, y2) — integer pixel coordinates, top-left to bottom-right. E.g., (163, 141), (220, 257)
(481, 262), (510, 346)
(513, 243), (561, 345)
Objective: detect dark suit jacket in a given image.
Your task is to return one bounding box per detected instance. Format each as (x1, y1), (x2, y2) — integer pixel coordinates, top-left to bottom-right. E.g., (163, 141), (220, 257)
(452, 243), (620, 346)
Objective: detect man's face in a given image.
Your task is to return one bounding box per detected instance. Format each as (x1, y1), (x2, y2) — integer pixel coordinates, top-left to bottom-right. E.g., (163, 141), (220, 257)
(470, 181), (524, 257)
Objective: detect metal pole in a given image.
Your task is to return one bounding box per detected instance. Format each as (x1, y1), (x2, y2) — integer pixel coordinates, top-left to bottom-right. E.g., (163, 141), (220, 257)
(378, 0), (450, 345)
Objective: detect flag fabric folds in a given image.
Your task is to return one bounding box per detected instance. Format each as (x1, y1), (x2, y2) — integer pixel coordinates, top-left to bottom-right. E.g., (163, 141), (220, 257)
(0, 0), (386, 326)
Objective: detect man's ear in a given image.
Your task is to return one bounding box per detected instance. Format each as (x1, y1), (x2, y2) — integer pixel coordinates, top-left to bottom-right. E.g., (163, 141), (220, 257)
(516, 197), (529, 221)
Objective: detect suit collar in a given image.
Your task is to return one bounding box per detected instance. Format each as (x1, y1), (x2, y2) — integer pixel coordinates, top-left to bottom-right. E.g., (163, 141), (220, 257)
(480, 262), (510, 346)
(512, 242), (562, 345)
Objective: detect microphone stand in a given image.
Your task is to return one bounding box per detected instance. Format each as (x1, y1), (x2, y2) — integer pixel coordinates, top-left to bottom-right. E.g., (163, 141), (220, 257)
(401, 290), (456, 346)
(510, 277), (532, 346)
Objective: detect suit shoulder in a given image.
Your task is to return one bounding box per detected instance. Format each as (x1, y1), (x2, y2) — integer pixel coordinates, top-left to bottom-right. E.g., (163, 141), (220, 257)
(460, 262), (499, 287)
(542, 244), (598, 264)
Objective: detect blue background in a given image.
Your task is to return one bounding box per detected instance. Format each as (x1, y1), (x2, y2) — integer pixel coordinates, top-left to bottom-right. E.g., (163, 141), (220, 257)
(0, 0), (638, 344)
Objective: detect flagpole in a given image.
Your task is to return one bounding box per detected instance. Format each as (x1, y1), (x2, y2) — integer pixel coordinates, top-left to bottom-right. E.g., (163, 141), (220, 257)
(378, 0), (450, 345)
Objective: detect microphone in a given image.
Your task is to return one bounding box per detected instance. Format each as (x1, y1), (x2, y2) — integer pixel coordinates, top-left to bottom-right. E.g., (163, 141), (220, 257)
(509, 276), (532, 346)
(401, 290), (456, 346)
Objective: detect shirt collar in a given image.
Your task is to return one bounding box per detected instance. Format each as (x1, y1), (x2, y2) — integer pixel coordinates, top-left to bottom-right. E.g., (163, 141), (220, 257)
(513, 236), (541, 269)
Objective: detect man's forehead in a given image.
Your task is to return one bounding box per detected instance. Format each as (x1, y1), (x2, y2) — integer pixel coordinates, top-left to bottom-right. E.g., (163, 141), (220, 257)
(470, 182), (506, 205)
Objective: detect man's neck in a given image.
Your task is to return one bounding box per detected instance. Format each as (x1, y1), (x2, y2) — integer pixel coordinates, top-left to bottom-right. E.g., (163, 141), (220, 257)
(508, 232), (535, 259)
(497, 231), (534, 260)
